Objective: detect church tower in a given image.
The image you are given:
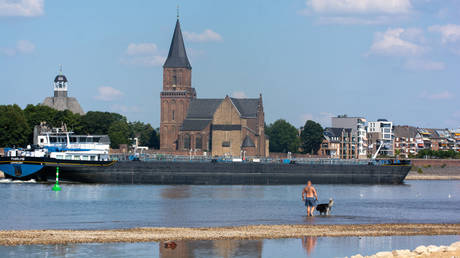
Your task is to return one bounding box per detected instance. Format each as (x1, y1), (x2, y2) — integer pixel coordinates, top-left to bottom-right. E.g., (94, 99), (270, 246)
(54, 65), (68, 97)
(160, 17), (196, 151)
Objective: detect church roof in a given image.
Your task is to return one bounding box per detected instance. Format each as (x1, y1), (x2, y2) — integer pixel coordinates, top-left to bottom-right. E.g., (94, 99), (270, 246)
(163, 19), (191, 69)
(242, 135), (256, 147)
(180, 97), (261, 131)
(230, 98), (260, 118)
(186, 99), (222, 119)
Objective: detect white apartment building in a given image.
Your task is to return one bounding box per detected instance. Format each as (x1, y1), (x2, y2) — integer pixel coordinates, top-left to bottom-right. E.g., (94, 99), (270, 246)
(331, 116), (367, 159)
(367, 119), (393, 156)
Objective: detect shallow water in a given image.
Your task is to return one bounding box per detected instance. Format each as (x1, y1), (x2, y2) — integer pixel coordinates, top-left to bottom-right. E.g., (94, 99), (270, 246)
(1, 235), (459, 258)
(0, 180), (459, 230)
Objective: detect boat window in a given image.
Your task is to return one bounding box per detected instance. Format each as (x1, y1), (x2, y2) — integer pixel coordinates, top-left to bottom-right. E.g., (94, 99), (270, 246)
(74, 155), (81, 160)
(40, 138), (44, 143)
(70, 137), (77, 142)
(56, 155), (64, 159)
(93, 138), (100, 143)
(50, 137), (57, 143)
(90, 156), (96, 161)
(65, 155), (72, 160)
(79, 137), (87, 143)
(82, 155), (89, 160)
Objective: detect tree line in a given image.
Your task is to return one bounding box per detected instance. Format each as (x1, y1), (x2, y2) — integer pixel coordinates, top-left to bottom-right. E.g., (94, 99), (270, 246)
(0, 103), (324, 153)
(415, 149), (460, 159)
(0, 104), (159, 149)
(265, 119), (324, 154)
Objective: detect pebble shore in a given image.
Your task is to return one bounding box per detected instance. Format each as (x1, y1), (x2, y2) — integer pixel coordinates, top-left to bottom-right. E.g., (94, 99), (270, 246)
(350, 241), (460, 258)
(0, 223), (459, 246)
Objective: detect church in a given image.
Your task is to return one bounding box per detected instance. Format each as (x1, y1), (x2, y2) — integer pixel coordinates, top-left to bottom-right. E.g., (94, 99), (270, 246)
(42, 67), (85, 115)
(159, 18), (268, 157)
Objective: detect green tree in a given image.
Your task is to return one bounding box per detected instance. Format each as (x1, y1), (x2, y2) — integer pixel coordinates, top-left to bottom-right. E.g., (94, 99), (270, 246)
(300, 120), (324, 154)
(52, 110), (83, 133)
(394, 149), (401, 158)
(0, 105), (30, 147)
(265, 119), (300, 153)
(81, 111), (125, 135)
(23, 104), (58, 142)
(108, 120), (130, 149)
(129, 121), (160, 149)
(24, 104), (57, 127)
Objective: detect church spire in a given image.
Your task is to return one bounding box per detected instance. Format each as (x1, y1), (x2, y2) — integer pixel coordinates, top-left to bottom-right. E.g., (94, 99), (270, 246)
(163, 17), (191, 69)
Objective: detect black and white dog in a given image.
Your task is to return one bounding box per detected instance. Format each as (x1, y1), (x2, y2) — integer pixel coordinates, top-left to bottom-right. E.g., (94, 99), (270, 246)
(316, 199), (334, 215)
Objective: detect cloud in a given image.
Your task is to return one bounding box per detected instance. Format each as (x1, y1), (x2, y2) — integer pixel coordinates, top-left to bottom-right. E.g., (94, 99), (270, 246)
(307, 0), (412, 14)
(404, 59), (445, 71)
(94, 86), (124, 101)
(120, 56), (166, 66)
(317, 16), (394, 25)
(0, 0), (44, 17)
(368, 28), (425, 56)
(231, 91), (247, 99)
(183, 29), (223, 43)
(126, 43), (158, 55)
(429, 24), (460, 43)
(299, 112), (334, 127)
(419, 90), (454, 100)
(1, 40), (35, 56)
(301, 0), (412, 25)
(16, 39), (35, 53)
(121, 43), (165, 67)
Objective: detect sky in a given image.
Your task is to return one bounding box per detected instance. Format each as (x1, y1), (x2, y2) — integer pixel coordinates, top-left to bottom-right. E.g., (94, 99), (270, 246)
(1, 0), (460, 129)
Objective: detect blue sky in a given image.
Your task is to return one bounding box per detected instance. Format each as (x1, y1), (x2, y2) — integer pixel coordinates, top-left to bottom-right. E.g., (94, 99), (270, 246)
(1, 0), (459, 129)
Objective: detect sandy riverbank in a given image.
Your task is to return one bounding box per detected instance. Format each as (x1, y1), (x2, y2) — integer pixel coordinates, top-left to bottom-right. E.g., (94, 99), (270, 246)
(350, 241), (460, 258)
(405, 169), (460, 180)
(1, 223), (459, 246)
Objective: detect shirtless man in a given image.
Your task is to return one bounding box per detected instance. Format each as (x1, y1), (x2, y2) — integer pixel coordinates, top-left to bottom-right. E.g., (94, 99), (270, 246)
(302, 180), (318, 216)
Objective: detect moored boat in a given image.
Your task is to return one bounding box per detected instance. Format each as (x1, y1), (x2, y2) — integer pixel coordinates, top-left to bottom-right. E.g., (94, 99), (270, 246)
(3, 124), (411, 185)
(48, 156), (411, 185)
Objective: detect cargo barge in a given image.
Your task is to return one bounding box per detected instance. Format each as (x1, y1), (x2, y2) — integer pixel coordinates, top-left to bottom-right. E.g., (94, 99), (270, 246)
(42, 158), (411, 185)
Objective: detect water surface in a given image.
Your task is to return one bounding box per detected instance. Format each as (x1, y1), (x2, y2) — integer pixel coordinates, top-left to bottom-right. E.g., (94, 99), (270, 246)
(1, 235), (459, 258)
(1, 180), (459, 230)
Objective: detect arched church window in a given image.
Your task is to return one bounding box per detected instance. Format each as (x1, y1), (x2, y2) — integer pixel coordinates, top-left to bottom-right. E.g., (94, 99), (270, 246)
(184, 134), (191, 149)
(195, 135), (202, 149)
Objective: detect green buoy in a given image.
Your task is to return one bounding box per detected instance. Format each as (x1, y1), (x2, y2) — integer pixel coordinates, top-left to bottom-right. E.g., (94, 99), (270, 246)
(52, 166), (61, 191)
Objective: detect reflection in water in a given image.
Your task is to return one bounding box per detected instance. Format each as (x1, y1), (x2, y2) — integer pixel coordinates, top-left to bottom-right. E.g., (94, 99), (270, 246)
(1, 235), (459, 257)
(161, 186), (191, 199)
(302, 236), (317, 256)
(159, 240), (263, 258)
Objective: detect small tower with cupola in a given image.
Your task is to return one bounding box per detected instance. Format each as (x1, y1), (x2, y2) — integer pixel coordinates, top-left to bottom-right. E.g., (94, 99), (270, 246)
(42, 65), (85, 115)
(54, 65), (68, 97)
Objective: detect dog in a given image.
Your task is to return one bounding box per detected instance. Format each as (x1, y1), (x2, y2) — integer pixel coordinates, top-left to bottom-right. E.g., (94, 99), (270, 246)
(315, 199), (334, 215)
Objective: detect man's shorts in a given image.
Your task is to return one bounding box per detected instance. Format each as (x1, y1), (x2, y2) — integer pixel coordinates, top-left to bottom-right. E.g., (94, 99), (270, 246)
(305, 197), (317, 207)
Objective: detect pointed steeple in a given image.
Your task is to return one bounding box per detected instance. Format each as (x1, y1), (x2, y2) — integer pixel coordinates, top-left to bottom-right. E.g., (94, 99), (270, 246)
(163, 18), (191, 69)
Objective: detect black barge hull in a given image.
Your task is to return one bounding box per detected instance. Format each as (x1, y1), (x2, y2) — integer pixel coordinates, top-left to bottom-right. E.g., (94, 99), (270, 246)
(45, 161), (411, 185)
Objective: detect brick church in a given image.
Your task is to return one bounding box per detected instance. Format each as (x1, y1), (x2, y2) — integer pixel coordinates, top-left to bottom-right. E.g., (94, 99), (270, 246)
(159, 18), (268, 157)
